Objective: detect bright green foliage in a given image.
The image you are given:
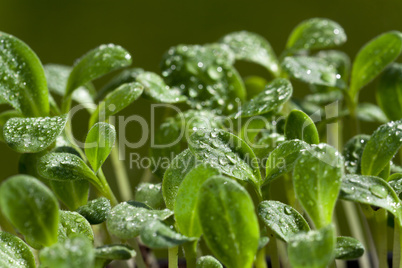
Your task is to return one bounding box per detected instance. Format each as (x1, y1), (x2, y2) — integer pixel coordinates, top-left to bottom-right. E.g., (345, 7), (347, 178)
(356, 103), (388, 123)
(0, 31), (49, 117)
(285, 110), (319, 144)
(197, 176), (259, 268)
(293, 144), (343, 229)
(0, 231), (36, 268)
(220, 31), (280, 76)
(174, 164), (220, 237)
(140, 220), (195, 249)
(232, 78), (292, 118)
(3, 114), (67, 153)
(343, 134), (370, 174)
(76, 197), (111, 225)
(377, 63), (402, 120)
(106, 201), (173, 239)
(135, 183), (164, 209)
(361, 120), (402, 176)
(49, 180), (89, 211)
(288, 225), (336, 268)
(196, 256), (223, 268)
(0, 110), (22, 142)
(335, 236), (365, 260)
(85, 122), (116, 173)
(244, 76), (267, 99)
(286, 18), (346, 52)
(349, 31), (402, 101)
(58, 211), (94, 242)
(39, 236), (95, 268)
(94, 244), (135, 267)
(0, 175), (59, 247)
(258, 200), (310, 242)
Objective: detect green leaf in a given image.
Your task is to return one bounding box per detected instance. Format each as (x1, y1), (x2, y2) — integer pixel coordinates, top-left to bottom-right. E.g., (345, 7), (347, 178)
(76, 197), (111, 225)
(197, 176), (259, 268)
(286, 18), (346, 52)
(293, 144), (344, 229)
(232, 78), (292, 119)
(282, 56), (337, 87)
(44, 64), (95, 108)
(38, 152), (98, 183)
(0, 231), (36, 268)
(188, 129), (262, 188)
(49, 180), (89, 211)
(3, 114), (67, 153)
(305, 90), (343, 105)
(356, 103), (388, 123)
(58, 211), (94, 243)
(39, 236), (94, 268)
(258, 236), (270, 250)
(85, 122), (116, 173)
(196, 256), (223, 268)
(95, 244), (135, 261)
(258, 200), (310, 242)
(66, 44), (132, 95)
(136, 72), (187, 103)
(0, 175), (59, 247)
(343, 134), (370, 174)
(361, 120), (402, 176)
(335, 236), (365, 260)
(377, 63), (402, 120)
(162, 149), (197, 210)
(244, 76), (267, 99)
(265, 140), (309, 184)
(285, 110), (319, 144)
(89, 82), (143, 126)
(161, 44), (246, 113)
(315, 50), (351, 82)
(350, 31), (402, 101)
(174, 164), (220, 237)
(0, 110), (22, 143)
(107, 201), (173, 239)
(135, 183), (164, 209)
(339, 174), (402, 219)
(140, 220), (195, 249)
(389, 173), (402, 198)
(220, 31), (280, 76)
(0, 31), (49, 117)
(288, 224), (336, 268)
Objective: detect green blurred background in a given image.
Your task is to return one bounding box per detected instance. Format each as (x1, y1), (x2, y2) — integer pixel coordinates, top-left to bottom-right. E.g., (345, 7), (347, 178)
(1, 0), (401, 186)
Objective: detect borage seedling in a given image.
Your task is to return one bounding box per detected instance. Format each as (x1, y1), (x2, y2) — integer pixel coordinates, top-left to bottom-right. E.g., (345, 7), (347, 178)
(0, 17), (402, 268)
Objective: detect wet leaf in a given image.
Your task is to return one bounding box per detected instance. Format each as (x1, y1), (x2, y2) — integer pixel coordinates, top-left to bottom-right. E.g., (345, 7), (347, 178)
(339, 174), (402, 219)
(136, 72), (187, 103)
(258, 200), (310, 242)
(39, 236), (94, 268)
(220, 31), (279, 76)
(305, 91), (343, 105)
(174, 164), (220, 237)
(361, 120), (402, 176)
(288, 224), (336, 268)
(343, 134), (370, 174)
(49, 180), (89, 211)
(106, 201), (173, 239)
(89, 82), (143, 126)
(197, 176), (259, 268)
(356, 103), (388, 123)
(286, 18), (346, 52)
(85, 122), (116, 173)
(188, 129), (262, 188)
(196, 256), (223, 268)
(95, 244), (135, 260)
(0, 175), (59, 247)
(315, 50), (351, 82)
(335, 236), (365, 260)
(293, 144), (344, 229)
(282, 56), (337, 87)
(66, 44), (131, 95)
(232, 78), (292, 119)
(0, 231), (36, 268)
(76, 197), (111, 225)
(377, 63), (402, 120)
(0, 32), (49, 117)
(140, 220), (195, 249)
(349, 31), (402, 101)
(162, 149), (198, 210)
(265, 140), (309, 184)
(58, 211), (94, 243)
(3, 114), (67, 153)
(0, 110), (22, 143)
(135, 183), (164, 209)
(285, 110), (319, 144)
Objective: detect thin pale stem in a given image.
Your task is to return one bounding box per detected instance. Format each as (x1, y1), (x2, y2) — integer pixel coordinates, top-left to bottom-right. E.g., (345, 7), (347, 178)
(168, 246), (179, 268)
(128, 238), (147, 268)
(183, 241), (197, 268)
(393, 219), (402, 268)
(266, 233), (280, 268)
(111, 143), (132, 201)
(255, 248), (268, 268)
(368, 209), (388, 268)
(97, 169), (118, 206)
